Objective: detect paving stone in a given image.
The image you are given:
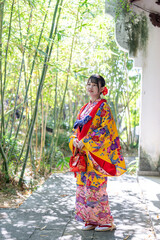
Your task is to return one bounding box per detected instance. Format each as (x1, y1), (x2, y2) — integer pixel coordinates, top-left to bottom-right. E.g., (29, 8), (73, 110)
(0, 170), (159, 240)
(29, 229), (64, 240)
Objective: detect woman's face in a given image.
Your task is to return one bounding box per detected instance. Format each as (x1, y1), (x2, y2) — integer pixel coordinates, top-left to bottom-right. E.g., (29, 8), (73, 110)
(86, 80), (103, 99)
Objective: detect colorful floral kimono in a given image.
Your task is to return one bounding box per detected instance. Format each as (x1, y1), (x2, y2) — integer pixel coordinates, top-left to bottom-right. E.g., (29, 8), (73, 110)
(69, 98), (126, 225)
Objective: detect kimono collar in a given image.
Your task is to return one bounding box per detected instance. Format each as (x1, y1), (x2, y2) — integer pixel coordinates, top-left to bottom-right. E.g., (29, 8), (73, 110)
(77, 99), (107, 141)
(89, 98), (101, 104)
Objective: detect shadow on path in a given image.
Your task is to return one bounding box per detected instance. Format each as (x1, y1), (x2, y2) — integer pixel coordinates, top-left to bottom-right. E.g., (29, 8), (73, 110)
(0, 172), (157, 240)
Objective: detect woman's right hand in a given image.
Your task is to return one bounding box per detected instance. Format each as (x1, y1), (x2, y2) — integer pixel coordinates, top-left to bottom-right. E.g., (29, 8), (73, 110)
(73, 138), (79, 148)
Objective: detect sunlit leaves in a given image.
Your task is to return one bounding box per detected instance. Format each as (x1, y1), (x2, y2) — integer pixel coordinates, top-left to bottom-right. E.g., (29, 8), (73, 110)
(1, 0), (141, 179)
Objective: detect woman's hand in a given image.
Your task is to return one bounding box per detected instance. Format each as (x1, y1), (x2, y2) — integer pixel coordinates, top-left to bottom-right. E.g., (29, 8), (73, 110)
(73, 138), (79, 148)
(73, 138), (84, 150)
(77, 140), (84, 150)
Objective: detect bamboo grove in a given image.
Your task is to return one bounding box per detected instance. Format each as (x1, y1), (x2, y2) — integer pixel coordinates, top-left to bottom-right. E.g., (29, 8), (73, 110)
(0, 0), (141, 185)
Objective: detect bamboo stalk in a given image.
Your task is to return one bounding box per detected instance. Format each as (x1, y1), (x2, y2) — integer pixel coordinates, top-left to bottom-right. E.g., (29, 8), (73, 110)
(30, 145), (36, 176)
(124, 53), (132, 148)
(18, 119), (32, 162)
(0, 0), (9, 181)
(19, 0), (62, 185)
(53, 43), (59, 136)
(3, 0), (15, 100)
(0, 0), (5, 138)
(49, 0), (80, 171)
(42, 99), (49, 173)
(0, 143), (9, 182)
(9, 8), (33, 138)
(8, 0), (52, 159)
(68, 90), (71, 129)
(35, 76), (38, 168)
(39, 91), (44, 169)
(45, 42), (60, 164)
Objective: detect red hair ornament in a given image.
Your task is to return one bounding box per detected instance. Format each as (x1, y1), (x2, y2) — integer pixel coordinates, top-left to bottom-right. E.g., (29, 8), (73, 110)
(102, 86), (108, 95)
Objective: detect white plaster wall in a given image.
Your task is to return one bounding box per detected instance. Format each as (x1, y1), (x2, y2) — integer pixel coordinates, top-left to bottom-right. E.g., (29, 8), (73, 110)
(105, 0), (160, 171)
(134, 0), (160, 169)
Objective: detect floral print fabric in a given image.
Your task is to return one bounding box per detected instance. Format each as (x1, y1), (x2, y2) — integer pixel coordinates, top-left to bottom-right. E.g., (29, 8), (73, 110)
(69, 99), (126, 225)
(75, 182), (113, 225)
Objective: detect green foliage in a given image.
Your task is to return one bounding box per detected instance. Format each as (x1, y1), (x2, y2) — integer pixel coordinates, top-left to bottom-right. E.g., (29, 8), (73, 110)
(60, 122), (70, 130)
(127, 158), (139, 175)
(3, 134), (21, 161)
(106, 0), (148, 56)
(56, 155), (70, 171)
(57, 131), (70, 154)
(140, 14), (148, 51)
(0, 0), (141, 184)
(126, 13), (148, 56)
(115, 0), (131, 20)
(34, 131), (52, 147)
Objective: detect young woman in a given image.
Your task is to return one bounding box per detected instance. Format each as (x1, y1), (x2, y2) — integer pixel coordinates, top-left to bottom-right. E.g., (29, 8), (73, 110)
(69, 74), (126, 231)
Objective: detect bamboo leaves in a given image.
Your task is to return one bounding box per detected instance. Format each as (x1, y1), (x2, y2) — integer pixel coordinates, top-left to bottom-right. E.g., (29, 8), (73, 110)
(0, 0), (10, 181)
(0, 0), (141, 185)
(19, 0), (63, 185)
(8, 0), (52, 161)
(10, 8), (33, 138)
(47, 0), (81, 171)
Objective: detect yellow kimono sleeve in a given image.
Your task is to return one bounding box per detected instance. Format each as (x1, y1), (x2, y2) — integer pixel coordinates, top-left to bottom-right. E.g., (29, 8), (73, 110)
(69, 128), (78, 153)
(81, 102), (126, 176)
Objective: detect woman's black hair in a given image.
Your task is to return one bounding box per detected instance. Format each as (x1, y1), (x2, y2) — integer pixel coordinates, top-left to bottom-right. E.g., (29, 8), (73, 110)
(87, 74), (105, 91)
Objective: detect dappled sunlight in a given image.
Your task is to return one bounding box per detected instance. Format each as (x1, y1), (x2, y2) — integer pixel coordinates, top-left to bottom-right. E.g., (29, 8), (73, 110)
(0, 172), (157, 240)
(0, 0), (159, 239)
(58, 236), (81, 240)
(1, 228), (16, 240)
(0, 173), (76, 239)
(0, 212), (12, 224)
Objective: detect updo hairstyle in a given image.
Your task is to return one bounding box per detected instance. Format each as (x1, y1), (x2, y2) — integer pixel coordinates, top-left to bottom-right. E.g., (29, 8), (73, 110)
(87, 74), (105, 92)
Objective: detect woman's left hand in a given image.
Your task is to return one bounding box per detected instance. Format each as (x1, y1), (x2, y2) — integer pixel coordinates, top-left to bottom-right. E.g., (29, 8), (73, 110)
(77, 140), (84, 150)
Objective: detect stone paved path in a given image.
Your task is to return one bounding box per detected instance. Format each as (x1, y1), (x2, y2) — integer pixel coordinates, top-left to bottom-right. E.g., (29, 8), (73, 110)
(0, 172), (159, 240)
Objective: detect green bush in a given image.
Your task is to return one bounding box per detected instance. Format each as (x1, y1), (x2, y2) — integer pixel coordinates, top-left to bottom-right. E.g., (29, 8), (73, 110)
(57, 131), (70, 156)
